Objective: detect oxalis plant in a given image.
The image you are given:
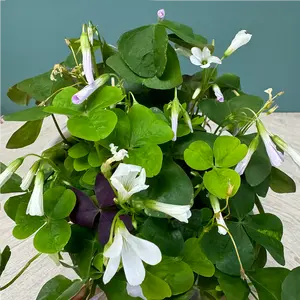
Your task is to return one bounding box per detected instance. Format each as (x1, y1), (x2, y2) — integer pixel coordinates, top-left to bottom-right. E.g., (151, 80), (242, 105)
(1, 8), (300, 300)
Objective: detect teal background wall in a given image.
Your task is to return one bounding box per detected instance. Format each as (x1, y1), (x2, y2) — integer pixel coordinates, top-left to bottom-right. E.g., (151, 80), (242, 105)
(1, 0), (300, 113)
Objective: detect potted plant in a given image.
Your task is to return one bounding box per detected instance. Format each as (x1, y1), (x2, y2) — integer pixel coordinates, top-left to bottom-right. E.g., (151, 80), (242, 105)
(1, 9), (300, 300)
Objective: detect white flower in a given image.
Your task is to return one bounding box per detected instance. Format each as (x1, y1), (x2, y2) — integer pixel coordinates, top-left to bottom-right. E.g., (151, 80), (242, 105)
(209, 195), (227, 235)
(190, 47), (222, 69)
(0, 158), (23, 189)
(107, 143), (129, 164)
(26, 170), (44, 216)
(87, 22), (94, 45)
(224, 30), (252, 57)
(256, 120), (284, 167)
(212, 84), (224, 102)
(235, 135), (260, 175)
(170, 97), (181, 141)
(126, 284), (146, 300)
(110, 163), (149, 203)
(272, 135), (300, 168)
(103, 220), (162, 286)
(144, 201), (192, 223)
(20, 160), (40, 191)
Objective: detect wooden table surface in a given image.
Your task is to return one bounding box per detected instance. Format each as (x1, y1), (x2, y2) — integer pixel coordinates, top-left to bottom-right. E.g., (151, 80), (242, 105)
(0, 113), (300, 299)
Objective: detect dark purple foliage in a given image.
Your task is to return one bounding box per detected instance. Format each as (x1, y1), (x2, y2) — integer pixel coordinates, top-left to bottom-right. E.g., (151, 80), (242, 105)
(70, 173), (133, 245)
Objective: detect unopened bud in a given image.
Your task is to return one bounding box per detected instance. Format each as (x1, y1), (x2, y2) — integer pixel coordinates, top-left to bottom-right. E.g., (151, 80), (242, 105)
(192, 87), (201, 100)
(232, 90), (240, 97)
(227, 183), (234, 197)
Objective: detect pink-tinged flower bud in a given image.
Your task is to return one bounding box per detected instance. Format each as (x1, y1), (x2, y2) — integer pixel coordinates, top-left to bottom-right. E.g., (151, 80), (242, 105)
(81, 24), (94, 84)
(212, 84), (224, 102)
(256, 120), (284, 167)
(72, 74), (110, 104)
(157, 9), (165, 20)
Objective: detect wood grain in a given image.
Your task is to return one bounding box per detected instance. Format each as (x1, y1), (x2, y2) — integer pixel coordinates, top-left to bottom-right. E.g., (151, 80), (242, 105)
(0, 113), (299, 299)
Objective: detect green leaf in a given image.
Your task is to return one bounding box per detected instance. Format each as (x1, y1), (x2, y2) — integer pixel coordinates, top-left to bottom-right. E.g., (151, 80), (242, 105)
(6, 120), (43, 149)
(215, 74), (241, 90)
(18, 71), (73, 101)
(7, 84), (31, 106)
(68, 142), (90, 159)
(215, 271), (250, 300)
(141, 271), (172, 299)
(0, 162), (23, 194)
(143, 45), (183, 90)
(136, 159), (193, 206)
(88, 148), (110, 167)
(70, 237), (99, 280)
(282, 267), (300, 300)
(67, 108), (117, 141)
(34, 219), (71, 253)
(99, 274), (136, 300)
(36, 275), (84, 300)
(243, 213), (285, 265)
(4, 193), (29, 220)
(248, 268), (289, 300)
(44, 186), (76, 220)
(102, 108), (131, 149)
(270, 167), (296, 193)
(213, 136), (247, 168)
(0, 246), (11, 276)
(4, 107), (49, 121)
(13, 201), (45, 239)
(184, 140), (213, 171)
(125, 144), (163, 177)
(93, 253), (104, 272)
(201, 222), (255, 276)
(73, 156), (91, 171)
(240, 134), (272, 187)
(118, 24), (168, 77)
(106, 54), (143, 84)
(81, 168), (98, 186)
(173, 132), (217, 159)
(44, 86), (84, 116)
(183, 238), (215, 277)
(161, 20), (208, 47)
(128, 104), (173, 147)
(203, 168), (241, 199)
(148, 257), (194, 295)
(140, 218), (184, 257)
(229, 181), (255, 220)
(88, 86), (125, 110)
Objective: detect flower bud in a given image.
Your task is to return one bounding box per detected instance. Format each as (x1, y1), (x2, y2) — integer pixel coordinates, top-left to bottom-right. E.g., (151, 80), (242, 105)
(157, 9), (165, 20)
(192, 87), (201, 100)
(20, 160), (40, 191)
(0, 158), (24, 189)
(224, 30), (252, 57)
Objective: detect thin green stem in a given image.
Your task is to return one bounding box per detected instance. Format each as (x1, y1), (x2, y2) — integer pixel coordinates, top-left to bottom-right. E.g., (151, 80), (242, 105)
(51, 114), (70, 145)
(0, 253), (42, 291)
(255, 196), (265, 214)
(218, 224), (246, 279)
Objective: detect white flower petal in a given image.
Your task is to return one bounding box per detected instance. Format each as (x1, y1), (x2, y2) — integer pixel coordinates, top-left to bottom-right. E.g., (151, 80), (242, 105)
(189, 55), (201, 66)
(122, 241), (145, 286)
(122, 229), (162, 265)
(201, 47), (211, 60)
(112, 163), (141, 178)
(146, 201), (191, 223)
(225, 30), (252, 56)
(287, 146), (300, 168)
(103, 255), (121, 284)
(207, 56), (222, 65)
(191, 47), (203, 61)
(26, 171), (44, 216)
(104, 230), (123, 258)
(235, 151), (253, 175)
(126, 284), (147, 300)
(200, 62), (211, 69)
(216, 214), (228, 235)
